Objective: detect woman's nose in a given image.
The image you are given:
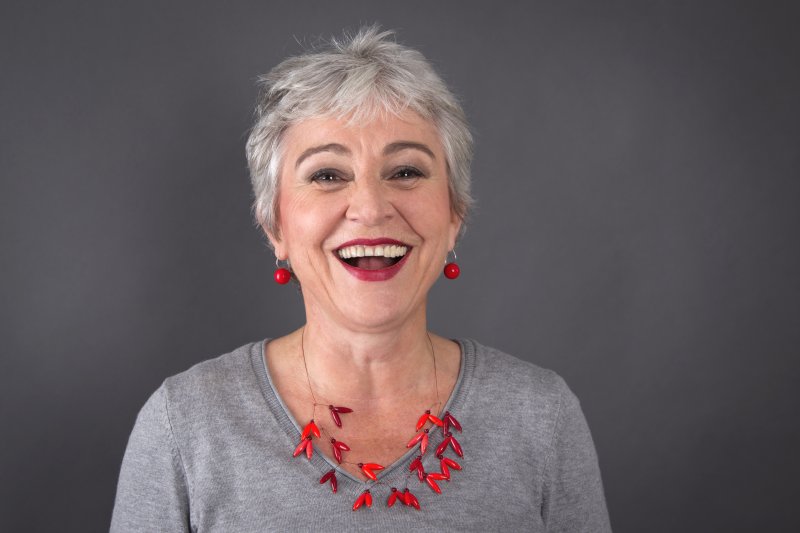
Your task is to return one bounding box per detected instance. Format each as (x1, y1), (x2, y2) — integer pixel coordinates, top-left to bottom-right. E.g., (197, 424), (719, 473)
(345, 176), (394, 226)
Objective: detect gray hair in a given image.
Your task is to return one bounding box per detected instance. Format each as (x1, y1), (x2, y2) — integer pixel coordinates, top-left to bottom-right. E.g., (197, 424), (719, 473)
(245, 26), (473, 239)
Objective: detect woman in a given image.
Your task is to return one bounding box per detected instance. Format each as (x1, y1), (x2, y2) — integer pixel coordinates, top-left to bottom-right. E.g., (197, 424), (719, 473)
(112, 27), (611, 532)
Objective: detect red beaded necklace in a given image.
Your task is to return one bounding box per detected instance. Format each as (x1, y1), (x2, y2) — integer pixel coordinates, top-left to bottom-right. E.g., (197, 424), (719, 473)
(291, 328), (464, 511)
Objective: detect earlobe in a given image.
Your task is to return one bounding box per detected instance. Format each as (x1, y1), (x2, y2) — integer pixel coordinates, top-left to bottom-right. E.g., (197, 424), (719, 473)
(448, 214), (463, 250)
(265, 226), (287, 260)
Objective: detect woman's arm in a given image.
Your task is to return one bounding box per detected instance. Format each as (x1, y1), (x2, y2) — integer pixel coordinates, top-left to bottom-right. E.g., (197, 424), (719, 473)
(541, 382), (612, 532)
(111, 386), (191, 532)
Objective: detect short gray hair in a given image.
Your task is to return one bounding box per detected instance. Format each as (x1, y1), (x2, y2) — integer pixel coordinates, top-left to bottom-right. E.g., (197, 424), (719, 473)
(245, 26), (473, 238)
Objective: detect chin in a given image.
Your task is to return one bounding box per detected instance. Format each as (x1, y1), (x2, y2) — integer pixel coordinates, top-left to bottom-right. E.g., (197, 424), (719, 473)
(336, 301), (414, 331)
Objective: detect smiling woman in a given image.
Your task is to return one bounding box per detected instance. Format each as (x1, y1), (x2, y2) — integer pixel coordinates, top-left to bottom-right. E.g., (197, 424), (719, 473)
(272, 112), (459, 317)
(111, 26), (611, 532)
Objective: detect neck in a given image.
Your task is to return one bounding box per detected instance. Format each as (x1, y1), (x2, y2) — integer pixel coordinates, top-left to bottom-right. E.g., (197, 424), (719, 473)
(297, 306), (436, 404)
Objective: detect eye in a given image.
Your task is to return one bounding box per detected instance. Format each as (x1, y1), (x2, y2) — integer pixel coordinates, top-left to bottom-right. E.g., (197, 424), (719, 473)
(309, 168), (347, 185)
(389, 166), (425, 180)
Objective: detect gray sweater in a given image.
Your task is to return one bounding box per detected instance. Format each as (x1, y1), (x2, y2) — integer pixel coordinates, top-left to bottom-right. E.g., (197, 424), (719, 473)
(111, 339), (611, 532)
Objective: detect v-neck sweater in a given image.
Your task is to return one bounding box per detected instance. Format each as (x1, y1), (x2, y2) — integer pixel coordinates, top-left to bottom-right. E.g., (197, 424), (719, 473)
(111, 339), (611, 532)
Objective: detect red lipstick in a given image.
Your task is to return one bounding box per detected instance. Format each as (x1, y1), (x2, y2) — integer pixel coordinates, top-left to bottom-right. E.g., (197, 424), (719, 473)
(335, 238), (408, 248)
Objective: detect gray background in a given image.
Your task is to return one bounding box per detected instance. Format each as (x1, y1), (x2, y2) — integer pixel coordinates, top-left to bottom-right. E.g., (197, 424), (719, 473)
(2, 1), (798, 531)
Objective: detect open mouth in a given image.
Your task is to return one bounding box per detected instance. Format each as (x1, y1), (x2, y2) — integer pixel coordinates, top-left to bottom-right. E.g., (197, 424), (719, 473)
(336, 244), (410, 271)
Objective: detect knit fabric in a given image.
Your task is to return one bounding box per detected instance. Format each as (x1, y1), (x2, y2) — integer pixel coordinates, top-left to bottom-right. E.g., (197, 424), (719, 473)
(111, 339), (611, 532)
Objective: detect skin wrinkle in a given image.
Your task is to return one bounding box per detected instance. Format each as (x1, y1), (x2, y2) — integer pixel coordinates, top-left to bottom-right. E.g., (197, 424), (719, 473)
(295, 143), (351, 169)
(299, 327), (438, 404)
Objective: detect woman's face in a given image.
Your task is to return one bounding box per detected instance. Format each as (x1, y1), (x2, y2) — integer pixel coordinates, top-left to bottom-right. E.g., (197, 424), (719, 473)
(269, 110), (461, 331)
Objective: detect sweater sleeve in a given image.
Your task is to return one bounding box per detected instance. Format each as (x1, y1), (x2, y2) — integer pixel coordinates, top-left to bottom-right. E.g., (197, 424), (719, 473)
(541, 380), (612, 532)
(111, 385), (191, 532)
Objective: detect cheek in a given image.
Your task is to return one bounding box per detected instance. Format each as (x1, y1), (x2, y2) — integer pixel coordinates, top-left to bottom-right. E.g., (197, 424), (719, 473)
(407, 188), (454, 234)
(402, 213), (453, 260)
(279, 191), (342, 249)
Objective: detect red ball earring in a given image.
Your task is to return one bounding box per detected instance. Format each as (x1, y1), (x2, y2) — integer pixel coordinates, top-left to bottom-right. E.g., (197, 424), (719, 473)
(443, 250), (460, 279)
(274, 258), (292, 285)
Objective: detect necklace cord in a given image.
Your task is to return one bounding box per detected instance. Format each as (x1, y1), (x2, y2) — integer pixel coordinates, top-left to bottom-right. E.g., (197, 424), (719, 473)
(294, 327), (463, 508)
(300, 326), (441, 412)
(426, 332), (442, 410)
(299, 326), (445, 489)
(299, 326), (318, 406)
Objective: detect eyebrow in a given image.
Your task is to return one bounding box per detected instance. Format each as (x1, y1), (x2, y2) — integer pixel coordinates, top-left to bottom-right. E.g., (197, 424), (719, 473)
(294, 141), (436, 169)
(383, 141), (436, 160)
(295, 143), (351, 169)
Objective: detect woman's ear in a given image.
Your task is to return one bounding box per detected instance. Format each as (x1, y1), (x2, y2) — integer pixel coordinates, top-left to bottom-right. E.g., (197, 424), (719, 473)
(264, 224), (288, 260)
(448, 211), (463, 251)
(267, 231), (289, 261)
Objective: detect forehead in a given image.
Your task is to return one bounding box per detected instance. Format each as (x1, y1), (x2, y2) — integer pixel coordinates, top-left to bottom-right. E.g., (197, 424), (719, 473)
(281, 110), (444, 159)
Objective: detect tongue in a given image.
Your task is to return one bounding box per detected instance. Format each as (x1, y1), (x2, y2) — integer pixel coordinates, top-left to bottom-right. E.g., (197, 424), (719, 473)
(355, 257), (393, 270)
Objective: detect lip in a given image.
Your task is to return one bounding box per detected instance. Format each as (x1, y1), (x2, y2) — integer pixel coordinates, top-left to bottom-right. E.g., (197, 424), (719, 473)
(334, 238), (412, 282)
(335, 238), (409, 249)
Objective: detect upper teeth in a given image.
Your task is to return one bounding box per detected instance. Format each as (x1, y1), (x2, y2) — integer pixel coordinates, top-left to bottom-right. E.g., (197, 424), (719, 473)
(337, 245), (408, 259)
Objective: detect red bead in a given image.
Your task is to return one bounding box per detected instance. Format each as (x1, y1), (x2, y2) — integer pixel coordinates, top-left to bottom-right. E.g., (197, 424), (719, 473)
(443, 262), (460, 279)
(329, 405), (352, 427)
(428, 414), (444, 427)
(409, 455), (426, 481)
(292, 437), (311, 458)
(407, 433), (424, 448)
(435, 437), (450, 457)
(274, 268), (292, 284)
(319, 469), (337, 493)
(416, 412), (429, 431)
(305, 440), (314, 459)
(445, 412), (462, 432)
(359, 463), (384, 481)
(410, 495), (420, 509)
(449, 435), (464, 457)
(330, 438), (350, 463)
(425, 474), (442, 494)
(333, 444), (342, 463)
(442, 457), (461, 470)
(301, 420), (320, 439)
(353, 491), (370, 511)
(440, 456), (460, 479)
(388, 488), (399, 507)
(403, 489), (420, 510)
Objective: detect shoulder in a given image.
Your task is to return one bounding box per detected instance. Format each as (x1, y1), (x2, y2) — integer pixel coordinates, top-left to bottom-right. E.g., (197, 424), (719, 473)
(163, 341), (260, 390)
(462, 338), (573, 407)
(114, 342), (264, 531)
(459, 338), (583, 448)
(153, 340), (264, 423)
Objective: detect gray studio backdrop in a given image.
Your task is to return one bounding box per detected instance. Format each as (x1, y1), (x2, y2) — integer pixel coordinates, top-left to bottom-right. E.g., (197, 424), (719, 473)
(2, 1), (799, 531)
